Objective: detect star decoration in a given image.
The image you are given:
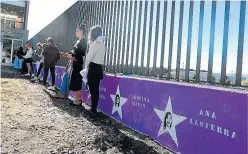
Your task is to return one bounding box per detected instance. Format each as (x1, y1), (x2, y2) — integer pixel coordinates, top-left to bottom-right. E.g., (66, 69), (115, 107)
(110, 85), (128, 119)
(154, 97), (187, 147)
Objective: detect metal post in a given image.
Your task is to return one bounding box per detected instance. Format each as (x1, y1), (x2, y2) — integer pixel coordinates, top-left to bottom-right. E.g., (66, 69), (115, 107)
(195, 1), (205, 82)
(152, 1), (161, 77)
(130, 1), (138, 74)
(141, 1), (149, 75)
(167, 1), (176, 80)
(125, 1), (134, 73)
(235, 1), (246, 86)
(207, 1), (217, 83)
(146, 1), (154, 76)
(175, 1), (184, 80)
(113, 1), (121, 73)
(121, 1), (129, 73)
(109, 1), (118, 73)
(159, 1), (168, 78)
(117, 1), (125, 73)
(106, 2), (114, 72)
(135, 1), (143, 74)
(220, 1), (230, 85)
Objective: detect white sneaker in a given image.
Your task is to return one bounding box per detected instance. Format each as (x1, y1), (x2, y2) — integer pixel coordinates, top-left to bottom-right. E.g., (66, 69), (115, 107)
(24, 73), (30, 76)
(31, 76), (38, 81)
(47, 86), (55, 91)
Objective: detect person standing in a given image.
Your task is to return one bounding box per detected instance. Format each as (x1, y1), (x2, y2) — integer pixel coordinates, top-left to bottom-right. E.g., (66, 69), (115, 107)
(54, 24), (87, 106)
(42, 37), (60, 90)
(22, 43), (33, 76)
(85, 26), (105, 114)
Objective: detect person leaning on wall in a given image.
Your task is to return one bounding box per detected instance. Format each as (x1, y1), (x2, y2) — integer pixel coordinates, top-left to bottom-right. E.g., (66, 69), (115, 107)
(84, 25), (105, 114)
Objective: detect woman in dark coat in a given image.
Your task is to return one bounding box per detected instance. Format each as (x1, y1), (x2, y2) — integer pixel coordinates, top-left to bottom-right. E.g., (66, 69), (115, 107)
(54, 24), (87, 105)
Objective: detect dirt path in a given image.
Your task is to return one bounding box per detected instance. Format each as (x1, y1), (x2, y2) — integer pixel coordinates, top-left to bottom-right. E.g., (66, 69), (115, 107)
(0, 67), (172, 154)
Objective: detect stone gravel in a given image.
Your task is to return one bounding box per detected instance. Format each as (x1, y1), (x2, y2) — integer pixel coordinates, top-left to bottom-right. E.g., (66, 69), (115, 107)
(1, 67), (173, 154)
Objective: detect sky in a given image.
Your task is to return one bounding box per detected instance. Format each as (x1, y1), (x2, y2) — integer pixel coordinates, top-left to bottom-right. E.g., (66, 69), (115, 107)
(27, 0), (77, 39)
(25, 0), (248, 75)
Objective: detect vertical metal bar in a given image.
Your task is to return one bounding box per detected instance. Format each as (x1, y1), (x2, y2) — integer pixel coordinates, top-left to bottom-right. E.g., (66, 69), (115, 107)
(167, 1), (176, 79)
(220, 1), (230, 85)
(235, 1), (246, 86)
(207, 1), (217, 83)
(101, 1), (105, 28)
(92, 1), (96, 26)
(152, 1), (161, 77)
(103, 1), (110, 71)
(160, 1), (168, 78)
(195, 1), (205, 82)
(146, 1), (154, 76)
(135, 1), (143, 74)
(176, 1), (184, 80)
(109, 1), (118, 73)
(113, 1), (121, 73)
(130, 1), (138, 74)
(96, 1), (101, 25)
(141, 1), (149, 75)
(106, 1), (114, 72)
(125, 1), (133, 73)
(89, 2), (93, 28)
(117, 1), (125, 73)
(102, 1), (107, 71)
(185, 2), (194, 81)
(121, 1), (129, 73)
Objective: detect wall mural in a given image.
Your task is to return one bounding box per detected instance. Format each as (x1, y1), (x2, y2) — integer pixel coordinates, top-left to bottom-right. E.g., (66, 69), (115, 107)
(34, 64), (248, 154)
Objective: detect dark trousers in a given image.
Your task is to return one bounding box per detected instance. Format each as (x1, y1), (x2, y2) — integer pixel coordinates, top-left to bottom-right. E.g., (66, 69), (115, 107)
(87, 62), (103, 112)
(88, 77), (101, 112)
(37, 63), (43, 77)
(43, 66), (55, 86)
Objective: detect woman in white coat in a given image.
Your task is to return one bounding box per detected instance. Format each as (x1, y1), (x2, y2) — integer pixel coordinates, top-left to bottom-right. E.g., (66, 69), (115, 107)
(85, 26), (105, 114)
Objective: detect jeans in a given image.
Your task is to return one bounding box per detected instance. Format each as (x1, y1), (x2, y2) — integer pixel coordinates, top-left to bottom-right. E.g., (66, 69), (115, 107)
(43, 66), (55, 86)
(37, 63), (43, 77)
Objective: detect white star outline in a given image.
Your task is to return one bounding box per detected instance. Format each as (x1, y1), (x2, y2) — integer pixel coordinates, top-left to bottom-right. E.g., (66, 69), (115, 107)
(110, 85), (128, 119)
(154, 97), (187, 147)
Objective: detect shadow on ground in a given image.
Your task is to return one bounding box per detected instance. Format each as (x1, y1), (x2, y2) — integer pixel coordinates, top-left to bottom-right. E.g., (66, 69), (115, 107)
(44, 90), (168, 154)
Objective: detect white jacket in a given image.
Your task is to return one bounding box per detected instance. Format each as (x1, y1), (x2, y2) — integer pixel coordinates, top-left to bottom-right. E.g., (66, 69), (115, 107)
(23, 48), (33, 59)
(85, 36), (105, 71)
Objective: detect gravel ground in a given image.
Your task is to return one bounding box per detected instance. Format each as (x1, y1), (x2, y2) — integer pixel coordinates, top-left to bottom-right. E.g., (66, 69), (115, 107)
(0, 66), (173, 154)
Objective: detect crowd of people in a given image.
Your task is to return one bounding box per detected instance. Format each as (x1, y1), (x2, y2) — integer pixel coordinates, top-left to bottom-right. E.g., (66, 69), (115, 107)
(13, 24), (106, 115)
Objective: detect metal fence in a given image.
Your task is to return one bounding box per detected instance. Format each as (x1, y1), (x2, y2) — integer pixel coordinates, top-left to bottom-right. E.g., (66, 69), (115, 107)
(96, 1), (247, 87)
(30, 1), (247, 87)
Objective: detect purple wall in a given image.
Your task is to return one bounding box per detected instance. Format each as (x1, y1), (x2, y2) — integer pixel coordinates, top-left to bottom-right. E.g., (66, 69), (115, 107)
(35, 64), (248, 154)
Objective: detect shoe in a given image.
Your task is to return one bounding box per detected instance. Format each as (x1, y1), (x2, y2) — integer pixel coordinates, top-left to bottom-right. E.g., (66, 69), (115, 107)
(31, 76), (38, 81)
(47, 86), (55, 90)
(70, 100), (83, 106)
(24, 73), (30, 76)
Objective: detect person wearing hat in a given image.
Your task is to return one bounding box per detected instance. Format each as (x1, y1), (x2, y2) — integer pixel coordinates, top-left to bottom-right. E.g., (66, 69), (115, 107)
(42, 37), (60, 90)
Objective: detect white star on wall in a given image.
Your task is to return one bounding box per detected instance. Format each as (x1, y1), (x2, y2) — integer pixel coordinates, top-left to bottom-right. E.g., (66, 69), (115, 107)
(110, 85), (127, 119)
(154, 97), (187, 147)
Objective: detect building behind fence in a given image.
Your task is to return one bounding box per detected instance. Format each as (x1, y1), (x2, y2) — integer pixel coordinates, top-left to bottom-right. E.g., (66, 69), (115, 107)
(29, 1), (248, 87)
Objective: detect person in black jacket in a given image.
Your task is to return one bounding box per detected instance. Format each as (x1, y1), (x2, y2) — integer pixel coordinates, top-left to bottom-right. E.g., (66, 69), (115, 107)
(17, 47), (24, 70)
(54, 24), (87, 106)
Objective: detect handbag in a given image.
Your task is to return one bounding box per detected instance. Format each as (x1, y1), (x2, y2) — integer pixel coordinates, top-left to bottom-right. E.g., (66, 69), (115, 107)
(13, 56), (20, 69)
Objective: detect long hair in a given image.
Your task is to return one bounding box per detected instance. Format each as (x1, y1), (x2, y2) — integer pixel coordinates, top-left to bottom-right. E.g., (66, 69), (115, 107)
(164, 112), (172, 128)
